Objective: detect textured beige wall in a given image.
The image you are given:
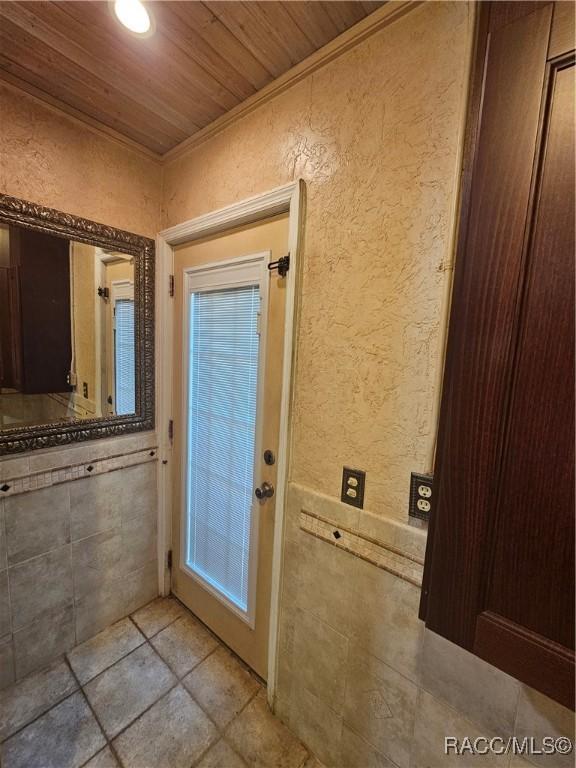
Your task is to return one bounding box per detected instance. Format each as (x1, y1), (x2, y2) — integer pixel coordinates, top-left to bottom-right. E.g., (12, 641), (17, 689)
(0, 82), (161, 687)
(163, 1), (473, 522)
(0, 84), (161, 238)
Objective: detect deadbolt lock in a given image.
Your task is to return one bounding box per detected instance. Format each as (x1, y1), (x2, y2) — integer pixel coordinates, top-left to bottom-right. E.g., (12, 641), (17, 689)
(255, 482), (275, 500)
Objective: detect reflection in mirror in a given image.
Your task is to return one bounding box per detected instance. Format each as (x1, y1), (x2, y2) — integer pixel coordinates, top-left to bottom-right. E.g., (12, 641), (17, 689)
(0, 223), (135, 428)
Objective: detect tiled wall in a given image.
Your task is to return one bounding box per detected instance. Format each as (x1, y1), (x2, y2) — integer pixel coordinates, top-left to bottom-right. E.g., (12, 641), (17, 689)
(274, 483), (575, 767)
(0, 432), (159, 689)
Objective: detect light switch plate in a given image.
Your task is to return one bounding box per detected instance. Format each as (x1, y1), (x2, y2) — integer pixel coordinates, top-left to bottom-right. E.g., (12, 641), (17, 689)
(409, 472), (433, 522)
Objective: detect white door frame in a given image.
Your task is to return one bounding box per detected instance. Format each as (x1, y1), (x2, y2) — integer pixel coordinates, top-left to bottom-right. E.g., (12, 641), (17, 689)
(155, 180), (305, 701)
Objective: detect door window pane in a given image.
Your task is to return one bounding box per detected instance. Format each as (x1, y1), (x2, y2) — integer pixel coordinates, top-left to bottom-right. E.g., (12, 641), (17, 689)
(186, 284), (260, 613)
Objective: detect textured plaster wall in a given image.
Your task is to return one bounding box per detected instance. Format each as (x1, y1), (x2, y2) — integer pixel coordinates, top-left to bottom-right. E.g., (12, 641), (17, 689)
(0, 85), (161, 686)
(0, 84), (162, 238)
(163, 1), (473, 522)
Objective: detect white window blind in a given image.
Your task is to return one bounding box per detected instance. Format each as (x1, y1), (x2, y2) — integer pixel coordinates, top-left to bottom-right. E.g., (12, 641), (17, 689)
(114, 298), (135, 415)
(186, 284), (260, 613)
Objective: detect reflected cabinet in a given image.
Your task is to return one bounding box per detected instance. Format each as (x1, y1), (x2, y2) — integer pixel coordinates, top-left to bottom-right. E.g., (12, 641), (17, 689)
(0, 195), (155, 454)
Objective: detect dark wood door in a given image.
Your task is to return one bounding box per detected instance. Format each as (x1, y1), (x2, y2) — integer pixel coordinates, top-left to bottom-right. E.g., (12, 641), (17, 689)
(420, 2), (575, 710)
(11, 226), (73, 395)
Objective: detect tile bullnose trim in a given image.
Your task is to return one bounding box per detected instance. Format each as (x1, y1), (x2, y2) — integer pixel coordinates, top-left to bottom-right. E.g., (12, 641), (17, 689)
(290, 481), (427, 562)
(0, 447), (158, 499)
(300, 509), (424, 588)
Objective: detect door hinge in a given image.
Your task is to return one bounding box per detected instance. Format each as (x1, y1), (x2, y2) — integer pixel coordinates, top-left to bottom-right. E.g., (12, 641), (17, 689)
(167, 550), (172, 570)
(168, 419), (174, 442)
(267, 254), (290, 277)
(169, 274), (175, 297)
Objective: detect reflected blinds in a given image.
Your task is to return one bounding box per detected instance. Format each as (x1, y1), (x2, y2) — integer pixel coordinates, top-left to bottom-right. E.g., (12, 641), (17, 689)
(114, 298), (135, 415)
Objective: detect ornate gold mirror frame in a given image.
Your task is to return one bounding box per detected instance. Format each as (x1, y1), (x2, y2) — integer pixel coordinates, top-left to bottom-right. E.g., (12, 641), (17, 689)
(0, 194), (155, 455)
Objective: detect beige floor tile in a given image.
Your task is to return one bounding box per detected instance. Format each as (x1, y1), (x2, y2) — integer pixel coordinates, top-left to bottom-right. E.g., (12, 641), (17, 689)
(113, 685), (218, 768)
(83, 747), (120, 768)
(84, 644), (176, 738)
(0, 659), (77, 741)
(183, 646), (260, 727)
(197, 739), (247, 768)
(67, 618), (145, 684)
(226, 692), (308, 768)
(131, 597), (186, 637)
(151, 614), (218, 677)
(0, 691), (105, 768)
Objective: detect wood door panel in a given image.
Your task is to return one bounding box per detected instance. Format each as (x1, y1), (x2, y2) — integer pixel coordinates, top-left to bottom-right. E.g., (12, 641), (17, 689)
(421, 2), (575, 709)
(422, 2), (553, 647)
(475, 613), (575, 709)
(549, 2), (576, 59)
(480, 60), (575, 649)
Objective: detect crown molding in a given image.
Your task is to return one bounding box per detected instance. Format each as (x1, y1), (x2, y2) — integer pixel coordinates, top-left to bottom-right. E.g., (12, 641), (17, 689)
(163, 1), (422, 164)
(1, 1), (421, 166)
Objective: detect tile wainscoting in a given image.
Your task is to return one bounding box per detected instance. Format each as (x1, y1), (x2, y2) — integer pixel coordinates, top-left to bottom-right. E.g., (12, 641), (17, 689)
(0, 432), (159, 689)
(275, 482), (575, 767)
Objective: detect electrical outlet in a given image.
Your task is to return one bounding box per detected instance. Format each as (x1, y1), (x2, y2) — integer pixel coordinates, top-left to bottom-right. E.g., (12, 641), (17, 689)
(83, 382), (88, 398)
(409, 472), (433, 521)
(341, 467), (366, 509)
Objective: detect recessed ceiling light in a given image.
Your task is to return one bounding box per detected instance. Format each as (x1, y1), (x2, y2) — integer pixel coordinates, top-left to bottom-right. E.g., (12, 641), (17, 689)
(114, 0), (151, 35)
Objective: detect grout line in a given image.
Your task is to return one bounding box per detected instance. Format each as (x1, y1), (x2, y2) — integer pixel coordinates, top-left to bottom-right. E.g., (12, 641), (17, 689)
(62, 655), (124, 768)
(67, 630), (147, 687)
(170, 593), (266, 688)
(127, 597), (187, 640)
(0, 684), (79, 744)
(143, 638), (224, 735)
(2, 596), (297, 768)
(126, 602), (265, 765)
(220, 685), (262, 738)
(105, 673), (183, 751)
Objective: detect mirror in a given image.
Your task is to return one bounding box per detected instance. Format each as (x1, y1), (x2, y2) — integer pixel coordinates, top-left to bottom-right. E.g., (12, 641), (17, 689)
(0, 195), (154, 454)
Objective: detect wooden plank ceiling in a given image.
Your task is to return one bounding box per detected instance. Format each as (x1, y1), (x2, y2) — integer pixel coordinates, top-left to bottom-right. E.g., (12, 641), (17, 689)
(0, 1), (384, 155)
